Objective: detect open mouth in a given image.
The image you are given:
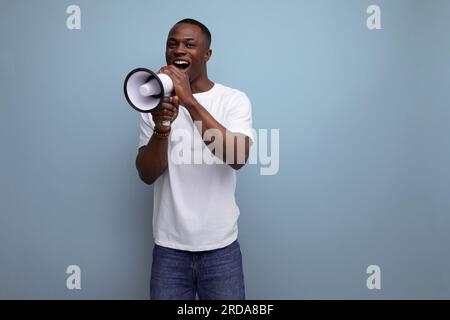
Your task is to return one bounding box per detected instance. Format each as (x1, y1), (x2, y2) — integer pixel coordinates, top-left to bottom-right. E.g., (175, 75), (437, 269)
(173, 60), (190, 70)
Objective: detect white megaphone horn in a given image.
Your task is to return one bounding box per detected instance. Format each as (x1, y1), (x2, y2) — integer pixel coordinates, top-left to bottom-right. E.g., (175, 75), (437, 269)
(123, 68), (174, 126)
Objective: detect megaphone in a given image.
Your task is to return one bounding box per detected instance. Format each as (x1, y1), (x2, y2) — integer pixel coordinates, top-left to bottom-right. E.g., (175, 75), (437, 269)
(123, 67), (174, 126)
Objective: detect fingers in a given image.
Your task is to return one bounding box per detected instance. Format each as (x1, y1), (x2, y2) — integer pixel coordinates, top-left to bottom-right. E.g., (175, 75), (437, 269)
(160, 99), (176, 112)
(165, 65), (183, 77)
(150, 95), (180, 129)
(151, 106), (175, 117)
(155, 97), (178, 113)
(151, 109), (173, 127)
(158, 65), (188, 81)
(171, 96), (180, 107)
(161, 96), (179, 107)
(158, 66), (174, 78)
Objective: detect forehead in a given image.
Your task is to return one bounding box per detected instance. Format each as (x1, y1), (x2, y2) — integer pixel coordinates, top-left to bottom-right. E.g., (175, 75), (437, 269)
(167, 23), (204, 41)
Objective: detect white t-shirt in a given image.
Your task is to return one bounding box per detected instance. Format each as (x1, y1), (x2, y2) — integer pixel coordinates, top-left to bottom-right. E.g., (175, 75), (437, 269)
(138, 83), (254, 251)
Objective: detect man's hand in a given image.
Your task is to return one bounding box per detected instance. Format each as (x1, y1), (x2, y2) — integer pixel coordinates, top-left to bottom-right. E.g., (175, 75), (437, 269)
(158, 65), (196, 108)
(150, 96), (179, 133)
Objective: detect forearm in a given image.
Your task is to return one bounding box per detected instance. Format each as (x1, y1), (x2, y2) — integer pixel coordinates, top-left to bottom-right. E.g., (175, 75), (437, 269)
(136, 133), (169, 184)
(185, 100), (249, 169)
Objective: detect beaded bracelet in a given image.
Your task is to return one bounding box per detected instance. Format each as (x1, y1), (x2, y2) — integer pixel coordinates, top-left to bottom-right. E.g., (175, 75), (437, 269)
(153, 129), (170, 138)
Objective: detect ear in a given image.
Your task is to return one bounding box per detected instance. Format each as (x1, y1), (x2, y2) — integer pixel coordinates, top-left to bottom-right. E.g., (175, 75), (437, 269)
(204, 48), (212, 62)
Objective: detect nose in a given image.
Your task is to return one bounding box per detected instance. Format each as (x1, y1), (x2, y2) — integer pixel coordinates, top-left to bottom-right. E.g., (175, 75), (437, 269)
(174, 43), (184, 53)
(174, 43), (187, 55)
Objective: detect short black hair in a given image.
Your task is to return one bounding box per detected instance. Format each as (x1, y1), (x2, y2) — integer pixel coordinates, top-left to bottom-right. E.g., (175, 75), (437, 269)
(174, 18), (211, 49)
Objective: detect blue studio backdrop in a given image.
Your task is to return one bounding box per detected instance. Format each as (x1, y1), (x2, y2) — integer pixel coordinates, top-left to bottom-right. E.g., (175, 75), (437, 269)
(1, 0), (449, 299)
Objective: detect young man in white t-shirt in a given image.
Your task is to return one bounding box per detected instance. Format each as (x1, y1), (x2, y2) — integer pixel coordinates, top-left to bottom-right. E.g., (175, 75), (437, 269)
(135, 18), (254, 300)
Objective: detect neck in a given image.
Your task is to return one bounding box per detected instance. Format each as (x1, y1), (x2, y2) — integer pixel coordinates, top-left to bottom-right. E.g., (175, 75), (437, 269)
(190, 70), (214, 94)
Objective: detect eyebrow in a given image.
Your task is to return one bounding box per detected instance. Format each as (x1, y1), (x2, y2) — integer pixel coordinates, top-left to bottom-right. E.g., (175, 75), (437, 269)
(168, 37), (196, 41)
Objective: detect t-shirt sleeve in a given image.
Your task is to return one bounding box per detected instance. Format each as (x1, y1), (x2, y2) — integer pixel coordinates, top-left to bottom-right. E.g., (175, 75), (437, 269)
(224, 92), (255, 143)
(138, 113), (155, 149)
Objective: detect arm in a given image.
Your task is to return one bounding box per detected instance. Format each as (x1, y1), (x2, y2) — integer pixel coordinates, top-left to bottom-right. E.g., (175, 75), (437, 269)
(135, 134), (169, 185)
(159, 66), (251, 170)
(185, 99), (250, 170)
(135, 96), (179, 184)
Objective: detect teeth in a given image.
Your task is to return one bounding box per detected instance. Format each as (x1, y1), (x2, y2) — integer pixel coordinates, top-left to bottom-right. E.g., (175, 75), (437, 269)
(174, 60), (189, 65)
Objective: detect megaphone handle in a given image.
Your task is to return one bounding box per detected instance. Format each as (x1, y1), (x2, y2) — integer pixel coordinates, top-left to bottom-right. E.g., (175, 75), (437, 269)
(161, 92), (172, 127)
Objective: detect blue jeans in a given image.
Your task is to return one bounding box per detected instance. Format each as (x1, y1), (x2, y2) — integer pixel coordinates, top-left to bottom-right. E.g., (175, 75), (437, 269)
(150, 240), (245, 300)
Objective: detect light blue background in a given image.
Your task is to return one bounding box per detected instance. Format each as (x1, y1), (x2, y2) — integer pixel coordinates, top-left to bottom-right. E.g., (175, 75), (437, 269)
(1, 0), (449, 299)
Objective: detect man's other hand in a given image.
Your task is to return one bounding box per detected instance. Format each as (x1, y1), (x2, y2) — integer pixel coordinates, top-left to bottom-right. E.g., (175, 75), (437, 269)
(150, 96), (180, 133)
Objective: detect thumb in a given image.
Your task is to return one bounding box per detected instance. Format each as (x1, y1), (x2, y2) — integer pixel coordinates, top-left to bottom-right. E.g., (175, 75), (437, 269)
(172, 95), (180, 107)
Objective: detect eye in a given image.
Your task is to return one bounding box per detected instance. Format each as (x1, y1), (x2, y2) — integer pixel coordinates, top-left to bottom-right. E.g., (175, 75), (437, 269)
(167, 43), (176, 48)
(186, 43), (195, 48)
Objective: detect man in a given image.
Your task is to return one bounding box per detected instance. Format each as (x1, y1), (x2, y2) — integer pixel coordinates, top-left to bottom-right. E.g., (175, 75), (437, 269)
(135, 18), (254, 300)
